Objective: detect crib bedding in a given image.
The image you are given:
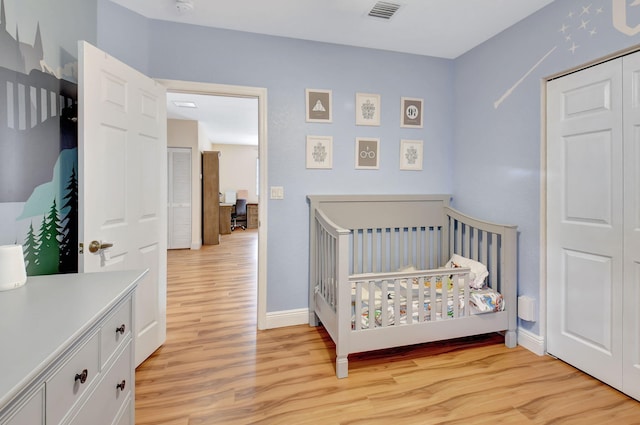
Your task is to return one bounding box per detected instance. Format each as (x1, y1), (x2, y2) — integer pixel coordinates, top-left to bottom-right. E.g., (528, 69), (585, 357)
(351, 278), (504, 328)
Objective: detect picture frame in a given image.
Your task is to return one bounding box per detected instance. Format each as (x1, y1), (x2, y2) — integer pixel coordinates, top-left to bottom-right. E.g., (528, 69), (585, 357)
(355, 92), (380, 126)
(355, 137), (380, 169)
(400, 139), (423, 170)
(400, 97), (423, 128)
(306, 135), (333, 169)
(306, 89), (332, 123)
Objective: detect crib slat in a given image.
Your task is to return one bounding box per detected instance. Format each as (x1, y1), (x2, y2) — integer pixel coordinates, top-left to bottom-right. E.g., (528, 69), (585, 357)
(364, 230), (370, 273)
(417, 277), (425, 322)
(480, 229), (488, 268)
(405, 276), (413, 325)
(490, 233), (498, 290)
(452, 273), (459, 318)
(368, 280), (375, 329)
(394, 279), (401, 326)
(355, 282), (362, 330)
(381, 279), (389, 327)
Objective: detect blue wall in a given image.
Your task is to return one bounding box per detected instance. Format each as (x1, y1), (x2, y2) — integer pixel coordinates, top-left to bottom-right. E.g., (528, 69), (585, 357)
(97, 0), (640, 335)
(454, 0), (640, 334)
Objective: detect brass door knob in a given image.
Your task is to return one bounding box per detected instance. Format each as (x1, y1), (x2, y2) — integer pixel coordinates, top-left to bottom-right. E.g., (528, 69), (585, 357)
(88, 240), (114, 253)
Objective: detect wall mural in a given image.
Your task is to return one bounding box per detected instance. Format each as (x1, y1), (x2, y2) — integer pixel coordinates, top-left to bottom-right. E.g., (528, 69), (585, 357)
(0, 0), (78, 275)
(494, 0), (640, 109)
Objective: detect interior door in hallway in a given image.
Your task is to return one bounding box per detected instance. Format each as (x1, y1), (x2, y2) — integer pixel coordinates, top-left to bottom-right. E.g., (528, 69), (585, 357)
(79, 41), (167, 366)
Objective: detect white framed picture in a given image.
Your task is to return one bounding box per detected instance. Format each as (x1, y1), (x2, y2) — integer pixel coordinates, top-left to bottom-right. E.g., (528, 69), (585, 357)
(306, 135), (333, 169)
(355, 137), (380, 169)
(306, 89), (332, 123)
(400, 97), (423, 128)
(400, 139), (423, 170)
(355, 92), (380, 126)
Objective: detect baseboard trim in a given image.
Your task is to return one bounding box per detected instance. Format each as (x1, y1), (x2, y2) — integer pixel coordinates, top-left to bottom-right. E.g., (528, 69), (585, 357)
(266, 308), (309, 329)
(518, 327), (545, 356)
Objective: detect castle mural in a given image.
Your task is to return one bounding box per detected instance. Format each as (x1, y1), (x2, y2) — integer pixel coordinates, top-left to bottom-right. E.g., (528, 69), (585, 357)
(0, 0), (78, 274)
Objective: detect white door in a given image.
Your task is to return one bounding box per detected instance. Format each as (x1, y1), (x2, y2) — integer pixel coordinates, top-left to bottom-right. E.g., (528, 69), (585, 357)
(78, 41), (167, 366)
(167, 148), (192, 249)
(622, 52), (640, 400)
(546, 58), (624, 388)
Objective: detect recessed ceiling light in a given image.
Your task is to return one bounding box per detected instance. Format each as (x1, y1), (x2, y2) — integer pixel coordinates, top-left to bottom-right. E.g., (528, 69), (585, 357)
(173, 101), (198, 108)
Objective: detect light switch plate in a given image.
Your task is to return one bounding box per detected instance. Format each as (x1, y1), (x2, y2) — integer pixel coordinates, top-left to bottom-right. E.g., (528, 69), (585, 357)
(270, 186), (284, 199)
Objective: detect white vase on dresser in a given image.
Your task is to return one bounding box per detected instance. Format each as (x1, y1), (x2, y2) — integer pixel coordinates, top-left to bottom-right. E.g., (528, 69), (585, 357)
(0, 269), (146, 425)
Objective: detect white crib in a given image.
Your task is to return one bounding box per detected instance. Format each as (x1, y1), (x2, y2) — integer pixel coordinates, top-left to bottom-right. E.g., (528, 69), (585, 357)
(308, 194), (518, 378)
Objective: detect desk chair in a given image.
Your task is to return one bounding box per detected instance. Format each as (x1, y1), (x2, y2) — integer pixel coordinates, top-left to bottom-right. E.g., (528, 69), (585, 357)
(231, 199), (247, 231)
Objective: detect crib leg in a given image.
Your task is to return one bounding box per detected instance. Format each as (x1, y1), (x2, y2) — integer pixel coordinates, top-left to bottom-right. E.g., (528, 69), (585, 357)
(336, 355), (348, 378)
(309, 311), (319, 327)
(505, 330), (517, 348)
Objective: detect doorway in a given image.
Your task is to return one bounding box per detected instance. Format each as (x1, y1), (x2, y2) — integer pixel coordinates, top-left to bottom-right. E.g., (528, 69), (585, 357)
(158, 79), (269, 330)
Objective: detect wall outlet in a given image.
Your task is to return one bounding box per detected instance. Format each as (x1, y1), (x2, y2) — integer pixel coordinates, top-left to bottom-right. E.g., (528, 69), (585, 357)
(270, 186), (284, 199)
(517, 296), (537, 322)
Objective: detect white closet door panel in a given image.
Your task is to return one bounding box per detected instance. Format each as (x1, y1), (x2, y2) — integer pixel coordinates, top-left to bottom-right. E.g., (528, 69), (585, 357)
(547, 58), (624, 389)
(171, 150), (192, 204)
(622, 51), (640, 400)
(167, 148), (192, 250)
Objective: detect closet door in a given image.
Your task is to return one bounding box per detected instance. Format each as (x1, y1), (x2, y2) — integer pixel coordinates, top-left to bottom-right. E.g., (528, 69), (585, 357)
(546, 58), (624, 388)
(622, 52), (640, 400)
(167, 148), (192, 249)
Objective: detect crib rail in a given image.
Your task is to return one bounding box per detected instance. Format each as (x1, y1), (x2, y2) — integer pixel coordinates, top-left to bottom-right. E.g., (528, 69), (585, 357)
(350, 268), (470, 330)
(444, 206), (518, 347)
(350, 225), (443, 274)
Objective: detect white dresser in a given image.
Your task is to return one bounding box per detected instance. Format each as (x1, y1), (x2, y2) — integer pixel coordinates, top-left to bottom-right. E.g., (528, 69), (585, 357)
(0, 269), (145, 425)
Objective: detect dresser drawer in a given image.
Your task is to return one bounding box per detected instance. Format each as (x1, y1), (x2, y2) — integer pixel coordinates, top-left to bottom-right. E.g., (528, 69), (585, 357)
(100, 297), (132, 369)
(46, 331), (100, 425)
(2, 385), (44, 425)
(113, 397), (133, 425)
(69, 342), (132, 425)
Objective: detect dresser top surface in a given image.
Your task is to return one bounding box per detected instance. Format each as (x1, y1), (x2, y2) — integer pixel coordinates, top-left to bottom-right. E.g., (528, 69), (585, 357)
(0, 269), (145, 408)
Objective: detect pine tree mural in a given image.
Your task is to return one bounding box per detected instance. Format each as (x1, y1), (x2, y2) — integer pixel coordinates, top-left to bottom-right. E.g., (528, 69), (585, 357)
(23, 221), (39, 275)
(59, 167), (78, 273)
(36, 199), (62, 275)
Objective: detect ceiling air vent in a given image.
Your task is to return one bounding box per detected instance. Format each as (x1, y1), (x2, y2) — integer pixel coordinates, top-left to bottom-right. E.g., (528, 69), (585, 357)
(368, 1), (401, 20)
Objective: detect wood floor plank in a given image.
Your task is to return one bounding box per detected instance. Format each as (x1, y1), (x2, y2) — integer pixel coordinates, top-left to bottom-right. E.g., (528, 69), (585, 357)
(135, 229), (640, 424)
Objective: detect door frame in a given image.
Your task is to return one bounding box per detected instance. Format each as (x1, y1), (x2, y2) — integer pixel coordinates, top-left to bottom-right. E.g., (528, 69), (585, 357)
(157, 79), (269, 330)
(540, 44), (640, 353)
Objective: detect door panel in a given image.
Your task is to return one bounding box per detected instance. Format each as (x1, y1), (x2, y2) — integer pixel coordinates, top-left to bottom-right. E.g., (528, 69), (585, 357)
(623, 51), (640, 400)
(79, 41), (167, 366)
(167, 148), (192, 249)
(547, 58), (623, 389)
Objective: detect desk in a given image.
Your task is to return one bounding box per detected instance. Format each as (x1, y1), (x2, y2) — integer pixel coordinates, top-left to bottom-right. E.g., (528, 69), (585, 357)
(219, 204), (233, 235)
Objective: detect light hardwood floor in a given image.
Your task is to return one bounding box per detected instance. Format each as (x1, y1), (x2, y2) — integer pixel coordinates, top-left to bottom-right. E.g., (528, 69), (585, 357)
(135, 229), (640, 425)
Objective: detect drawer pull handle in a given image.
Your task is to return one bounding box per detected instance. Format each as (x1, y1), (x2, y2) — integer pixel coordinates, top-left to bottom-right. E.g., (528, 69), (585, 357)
(117, 380), (126, 391)
(116, 324), (126, 334)
(75, 369), (88, 384)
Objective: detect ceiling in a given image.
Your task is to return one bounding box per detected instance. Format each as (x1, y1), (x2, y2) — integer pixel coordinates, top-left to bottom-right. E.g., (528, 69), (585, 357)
(112, 0), (554, 145)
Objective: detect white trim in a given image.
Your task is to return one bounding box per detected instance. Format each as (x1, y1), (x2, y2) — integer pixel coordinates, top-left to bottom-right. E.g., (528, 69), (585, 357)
(266, 308), (309, 329)
(518, 327), (545, 356)
(539, 78), (548, 355)
(155, 79), (269, 331)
